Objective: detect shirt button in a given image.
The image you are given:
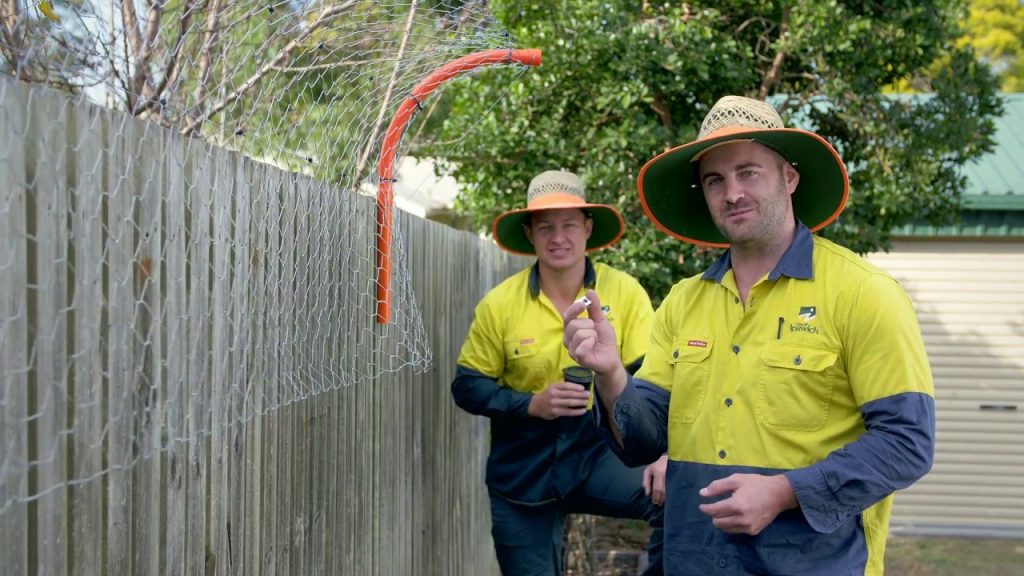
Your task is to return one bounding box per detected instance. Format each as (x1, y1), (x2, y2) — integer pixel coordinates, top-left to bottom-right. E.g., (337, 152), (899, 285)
(717, 559), (727, 568)
(724, 398), (733, 407)
(673, 349), (679, 359)
(794, 355), (802, 366)
(731, 344), (740, 354)
(718, 450), (726, 459)
(733, 296), (740, 304)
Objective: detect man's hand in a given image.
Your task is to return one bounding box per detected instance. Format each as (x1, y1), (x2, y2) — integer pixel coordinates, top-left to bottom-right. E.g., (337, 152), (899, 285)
(562, 290), (621, 376)
(643, 454), (669, 506)
(527, 382), (591, 420)
(697, 474), (798, 535)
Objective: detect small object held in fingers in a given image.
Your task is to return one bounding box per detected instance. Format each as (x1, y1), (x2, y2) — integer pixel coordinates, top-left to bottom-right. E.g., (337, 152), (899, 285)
(576, 296), (592, 308)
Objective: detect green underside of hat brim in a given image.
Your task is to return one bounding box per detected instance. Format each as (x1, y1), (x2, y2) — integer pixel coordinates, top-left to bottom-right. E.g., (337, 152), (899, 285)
(639, 129), (848, 246)
(494, 206), (624, 255)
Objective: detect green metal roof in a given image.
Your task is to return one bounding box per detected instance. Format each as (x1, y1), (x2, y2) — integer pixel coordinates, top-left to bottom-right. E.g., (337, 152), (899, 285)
(892, 209), (1024, 237)
(961, 93), (1024, 209)
(896, 92), (1024, 237)
(778, 92), (1023, 237)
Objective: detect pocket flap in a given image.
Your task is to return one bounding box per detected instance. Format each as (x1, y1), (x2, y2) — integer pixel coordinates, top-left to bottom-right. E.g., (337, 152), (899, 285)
(505, 339), (539, 360)
(761, 344), (837, 372)
(668, 339), (713, 364)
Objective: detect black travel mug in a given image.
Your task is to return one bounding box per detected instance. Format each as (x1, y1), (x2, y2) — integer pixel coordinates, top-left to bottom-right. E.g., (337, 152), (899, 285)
(562, 366), (593, 390)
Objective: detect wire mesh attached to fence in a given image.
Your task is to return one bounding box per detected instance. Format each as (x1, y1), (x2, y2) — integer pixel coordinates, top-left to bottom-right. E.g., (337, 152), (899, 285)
(0, 0), (522, 519)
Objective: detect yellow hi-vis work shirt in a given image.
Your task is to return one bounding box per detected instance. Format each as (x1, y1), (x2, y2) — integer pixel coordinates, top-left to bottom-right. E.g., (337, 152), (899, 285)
(455, 258), (653, 503)
(595, 224), (935, 575)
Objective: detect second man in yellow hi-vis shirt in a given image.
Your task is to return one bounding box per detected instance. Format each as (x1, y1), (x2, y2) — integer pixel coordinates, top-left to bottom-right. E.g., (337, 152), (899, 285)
(453, 170), (665, 575)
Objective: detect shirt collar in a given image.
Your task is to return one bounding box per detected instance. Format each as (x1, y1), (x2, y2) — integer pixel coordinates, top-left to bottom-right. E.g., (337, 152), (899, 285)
(529, 256), (597, 298)
(701, 221), (814, 283)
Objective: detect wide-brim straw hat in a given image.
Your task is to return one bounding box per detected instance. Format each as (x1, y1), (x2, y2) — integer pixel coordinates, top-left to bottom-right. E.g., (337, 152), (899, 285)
(637, 95), (850, 248)
(493, 170), (625, 256)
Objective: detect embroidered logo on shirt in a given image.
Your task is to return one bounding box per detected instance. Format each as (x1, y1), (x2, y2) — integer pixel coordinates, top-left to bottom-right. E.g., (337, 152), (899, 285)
(687, 339), (707, 348)
(798, 306), (817, 322)
(519, 338), (534, 345)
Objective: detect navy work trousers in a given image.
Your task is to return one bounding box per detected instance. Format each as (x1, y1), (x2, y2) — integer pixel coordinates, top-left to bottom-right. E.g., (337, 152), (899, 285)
(489, 450), (665, 576)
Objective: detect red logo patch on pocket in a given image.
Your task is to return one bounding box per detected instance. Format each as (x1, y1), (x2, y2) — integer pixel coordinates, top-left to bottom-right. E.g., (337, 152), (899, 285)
(687, 339), (707, 348)
(520, 338), (534, 345)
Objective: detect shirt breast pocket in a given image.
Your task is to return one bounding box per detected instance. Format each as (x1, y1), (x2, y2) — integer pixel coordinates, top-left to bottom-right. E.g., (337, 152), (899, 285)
(756, 343), (838, 431)
(503, 339), (548, 393)
(667, 340), (713, 424)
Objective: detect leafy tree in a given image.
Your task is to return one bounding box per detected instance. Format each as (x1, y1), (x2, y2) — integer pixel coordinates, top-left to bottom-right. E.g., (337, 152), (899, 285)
(420, 0), (1003, 301)
(960, 0), (1024, 91)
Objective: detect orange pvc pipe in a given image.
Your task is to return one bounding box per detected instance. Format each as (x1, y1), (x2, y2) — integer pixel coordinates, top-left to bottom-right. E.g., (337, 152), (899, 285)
(375, 48), (542, 323)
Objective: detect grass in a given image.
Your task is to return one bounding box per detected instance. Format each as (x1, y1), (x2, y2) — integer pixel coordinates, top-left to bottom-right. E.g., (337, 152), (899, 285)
(884, 535), (1024, 575)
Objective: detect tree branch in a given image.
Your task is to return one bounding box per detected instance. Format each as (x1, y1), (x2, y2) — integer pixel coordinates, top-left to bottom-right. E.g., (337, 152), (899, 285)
(352, 0), (417, 183)
(650, 92), (674, 131)
(191, 0), (223, 116)
(142, 0), (201, 116)
(757, 7), (789, 100)
(0, 0), (27, 79)
(120, 0), (146, 109)
(271, 58), (404, 73)
(184, 0), (357, 136)
(130, 0), (166, 112)
(1, 0), (17, 37)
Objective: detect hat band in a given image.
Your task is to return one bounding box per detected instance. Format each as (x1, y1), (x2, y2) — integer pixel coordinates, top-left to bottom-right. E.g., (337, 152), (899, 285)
(526, 192), (588, 210)
(700, 125), (773, 140)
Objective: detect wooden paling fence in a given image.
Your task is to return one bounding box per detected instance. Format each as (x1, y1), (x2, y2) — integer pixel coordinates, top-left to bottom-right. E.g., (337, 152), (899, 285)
(0, 78), (524, 575)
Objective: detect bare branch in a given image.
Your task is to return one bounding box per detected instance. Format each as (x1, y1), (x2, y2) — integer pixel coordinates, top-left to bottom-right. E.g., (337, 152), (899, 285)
(353, 1), (417, 182)
(144, 0), (202, 116)
(648, 92), (674, 134)
(129, 0), (166, 111)
(120, 0), (146, 109)
(183, 0), (359, 136)
(271, 58), (405, 73)
(1, 0), (25, 78)
(1, 0), (18, 36)
(192, 0), (223, 114)
(757, 7), (789, 100)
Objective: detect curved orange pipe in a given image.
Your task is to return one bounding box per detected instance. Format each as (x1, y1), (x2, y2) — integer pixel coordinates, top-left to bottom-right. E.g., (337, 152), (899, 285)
(375, 48), (542, 323)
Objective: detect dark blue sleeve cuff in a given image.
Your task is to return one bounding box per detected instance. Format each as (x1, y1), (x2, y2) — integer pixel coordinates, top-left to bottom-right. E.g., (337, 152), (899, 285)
(593, 377), (669, 467)
(785, 391), (935, 533)
(452, 365), (533, 418)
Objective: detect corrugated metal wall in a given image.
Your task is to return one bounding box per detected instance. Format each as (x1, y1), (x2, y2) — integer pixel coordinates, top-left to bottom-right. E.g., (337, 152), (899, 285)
(868, 240), (1024, 538)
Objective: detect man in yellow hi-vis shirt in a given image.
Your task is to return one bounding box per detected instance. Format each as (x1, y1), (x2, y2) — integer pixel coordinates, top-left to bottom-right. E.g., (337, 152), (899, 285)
(563, 96), (935, 575)
(454, 170), (665, 575)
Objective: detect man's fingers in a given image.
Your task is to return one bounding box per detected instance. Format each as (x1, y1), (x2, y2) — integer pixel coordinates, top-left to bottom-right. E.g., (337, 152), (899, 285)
(552, 406), (588, 417)
(561, 290), (607, 324)
(582, 290), (606, 322)
(700, 475), (740, 498)
(642, 468), (652, 496)
(562, 298), (590, 324)
(552, 396), (589, 409)
(569, 328), (598, 355)
(698, 500), (732, 519)
(652, 490), (664, 506)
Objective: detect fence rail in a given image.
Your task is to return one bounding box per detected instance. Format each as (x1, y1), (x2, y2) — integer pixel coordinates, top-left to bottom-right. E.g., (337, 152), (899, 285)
(0, 77), (522, 575)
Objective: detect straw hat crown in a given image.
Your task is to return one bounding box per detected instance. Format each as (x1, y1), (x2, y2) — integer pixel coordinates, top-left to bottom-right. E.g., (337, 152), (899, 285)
(527, 170), (586, 202)
(699, 96), (784, 137)
(491, 170), (625, 256)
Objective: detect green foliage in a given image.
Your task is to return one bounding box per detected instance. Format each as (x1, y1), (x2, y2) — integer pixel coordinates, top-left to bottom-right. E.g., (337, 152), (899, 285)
(420, 0), (1002, 301)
